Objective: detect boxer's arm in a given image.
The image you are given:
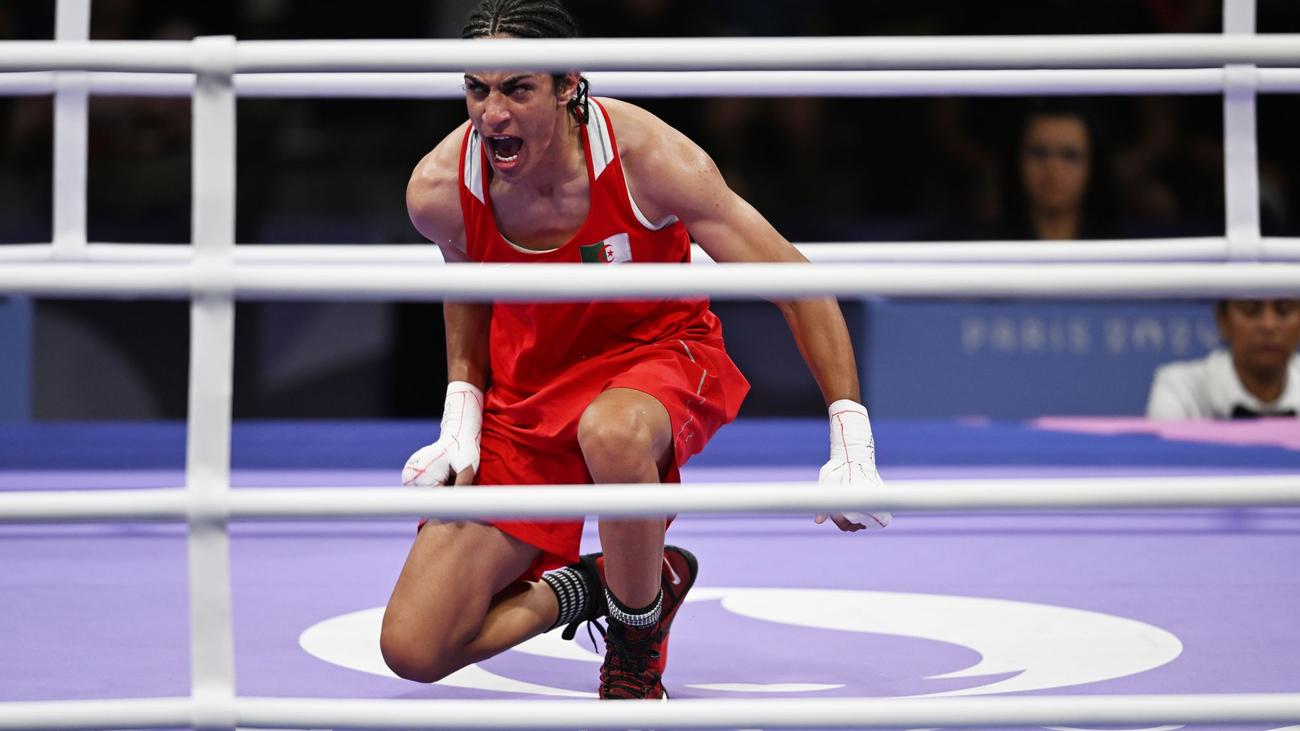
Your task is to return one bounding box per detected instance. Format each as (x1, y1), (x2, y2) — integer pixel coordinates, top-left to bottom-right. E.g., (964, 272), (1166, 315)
(444, 300), (492, 389)
(614, 101), (885, 533)
(614, 101), (859, 405)
(407, 126), (491, 485)
(407, 122), (493, 392)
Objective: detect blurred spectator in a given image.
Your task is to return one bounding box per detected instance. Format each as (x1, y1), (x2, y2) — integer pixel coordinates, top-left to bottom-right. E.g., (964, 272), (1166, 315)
(0, 4), (54, 244)
(1000, 100), (1116, 240)
(86, 17), (195, 242)
(1147, 299), (1300, 419)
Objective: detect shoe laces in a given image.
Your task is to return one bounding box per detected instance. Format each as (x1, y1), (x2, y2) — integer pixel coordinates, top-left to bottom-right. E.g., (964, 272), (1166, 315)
(599, 623), (662, 698)
(561, 615), (605, 644)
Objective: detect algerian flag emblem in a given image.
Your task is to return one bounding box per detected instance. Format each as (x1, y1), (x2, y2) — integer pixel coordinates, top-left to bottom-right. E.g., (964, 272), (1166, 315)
(578, 233), (632, 264)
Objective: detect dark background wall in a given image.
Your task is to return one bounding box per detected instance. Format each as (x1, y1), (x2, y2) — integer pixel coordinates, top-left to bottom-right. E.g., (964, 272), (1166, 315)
(3, 1), (1299, 420)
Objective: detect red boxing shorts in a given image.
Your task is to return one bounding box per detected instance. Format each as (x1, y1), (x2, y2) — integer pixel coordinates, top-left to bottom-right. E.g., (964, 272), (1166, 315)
(476, 336), (748, 580)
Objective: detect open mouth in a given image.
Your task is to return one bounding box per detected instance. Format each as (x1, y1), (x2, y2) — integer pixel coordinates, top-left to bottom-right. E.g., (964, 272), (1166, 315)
(487, 135), (523, 164)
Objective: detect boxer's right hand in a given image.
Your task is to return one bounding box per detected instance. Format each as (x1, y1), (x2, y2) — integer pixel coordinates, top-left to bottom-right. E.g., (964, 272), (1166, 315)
(401, 381), (483, 487)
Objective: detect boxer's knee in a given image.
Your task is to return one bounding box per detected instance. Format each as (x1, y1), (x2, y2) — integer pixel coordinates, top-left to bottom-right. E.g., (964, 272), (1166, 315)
(379, 614), (473, 683)
(578, 391), (670, 480)
(380, 521), (524, 684)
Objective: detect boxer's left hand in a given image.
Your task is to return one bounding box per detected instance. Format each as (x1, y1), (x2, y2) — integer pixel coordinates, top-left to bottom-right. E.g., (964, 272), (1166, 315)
(816, 399), (891, 532)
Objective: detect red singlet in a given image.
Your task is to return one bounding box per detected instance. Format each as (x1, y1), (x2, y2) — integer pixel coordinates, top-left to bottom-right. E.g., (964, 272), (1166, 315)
(456, 99), (749, 576)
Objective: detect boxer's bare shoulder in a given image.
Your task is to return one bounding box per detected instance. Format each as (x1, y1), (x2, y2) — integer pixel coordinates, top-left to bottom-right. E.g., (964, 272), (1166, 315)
(407, 120), (472, 258)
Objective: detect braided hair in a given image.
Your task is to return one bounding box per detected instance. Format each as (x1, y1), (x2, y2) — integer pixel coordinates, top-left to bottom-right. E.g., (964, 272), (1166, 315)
(461, 0), (590, 125)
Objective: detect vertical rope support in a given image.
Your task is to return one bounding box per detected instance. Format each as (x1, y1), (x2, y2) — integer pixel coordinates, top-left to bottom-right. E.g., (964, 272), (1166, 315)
(187, 35), (238, 731)
(52, 0), (90, 257)
(1223, 0), (1262, 261)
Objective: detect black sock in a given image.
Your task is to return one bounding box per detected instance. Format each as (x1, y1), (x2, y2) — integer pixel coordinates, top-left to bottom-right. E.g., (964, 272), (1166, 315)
(605, 588), (662, 629)
(540, 565), (593, 631)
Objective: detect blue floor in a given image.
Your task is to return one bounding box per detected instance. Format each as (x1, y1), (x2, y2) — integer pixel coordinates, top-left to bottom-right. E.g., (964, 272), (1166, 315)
(4, 418), (1300, 470)
(2, 419), (1298, 731)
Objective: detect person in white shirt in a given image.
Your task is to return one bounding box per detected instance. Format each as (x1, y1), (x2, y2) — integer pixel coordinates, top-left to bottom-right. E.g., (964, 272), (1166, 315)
(1147, 298), (1300, 419)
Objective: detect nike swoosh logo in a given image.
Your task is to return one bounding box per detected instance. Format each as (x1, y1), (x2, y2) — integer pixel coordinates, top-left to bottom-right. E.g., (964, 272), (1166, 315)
(664, 557), (681, 586)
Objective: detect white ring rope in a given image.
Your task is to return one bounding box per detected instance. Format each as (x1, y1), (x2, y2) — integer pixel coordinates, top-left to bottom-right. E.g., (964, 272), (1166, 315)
(1, 261), (1299, 300)
(4, 8), (1300, 729)
(4, 35), (1300, 73)
(6, 68), (1300, 97)
(3, 693), (1300, 731)
(7, 238), (1300, 265)
(2, 475), (1299, 524)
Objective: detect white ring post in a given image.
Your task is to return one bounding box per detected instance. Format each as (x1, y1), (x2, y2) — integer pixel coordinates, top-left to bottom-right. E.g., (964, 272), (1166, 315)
(1223, 0), (1262, 261)
(185, 35), (237, 731)
(52, 0), (89, 258)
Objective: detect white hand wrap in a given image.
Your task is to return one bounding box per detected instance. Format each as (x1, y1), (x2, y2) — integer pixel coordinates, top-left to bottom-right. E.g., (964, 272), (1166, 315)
(401, 381), (484, 487)
(817, 399), (891, 530)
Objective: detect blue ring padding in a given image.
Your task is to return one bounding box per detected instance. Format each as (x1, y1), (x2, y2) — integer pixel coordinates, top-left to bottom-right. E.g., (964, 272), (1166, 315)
(1, 420), (1297, 471)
